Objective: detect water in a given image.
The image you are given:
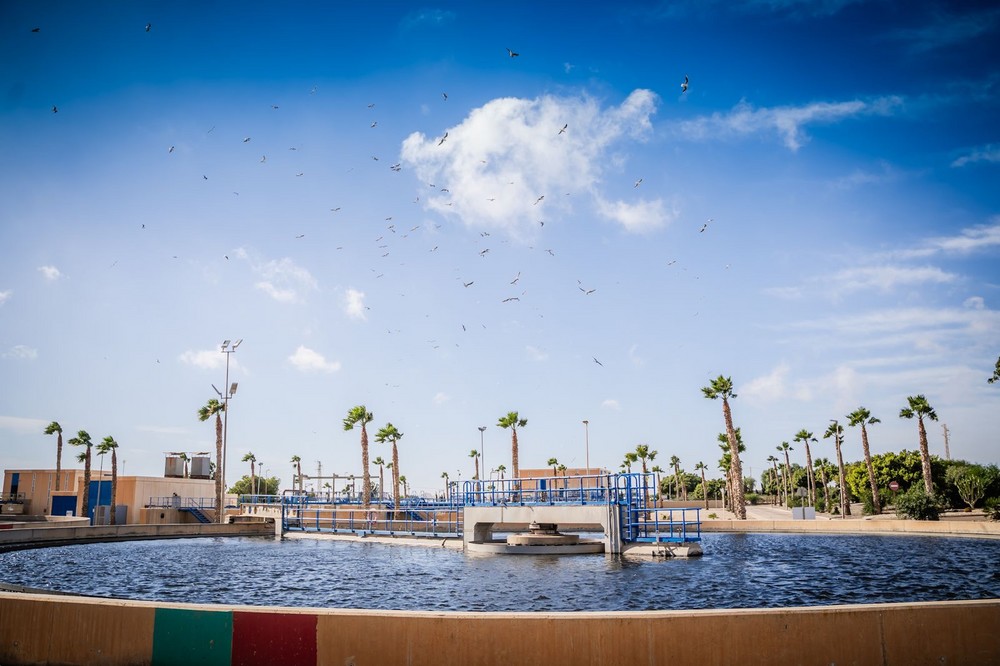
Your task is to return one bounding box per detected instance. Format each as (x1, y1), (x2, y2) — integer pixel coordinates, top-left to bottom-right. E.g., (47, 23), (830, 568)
(2, 533), (999, 612)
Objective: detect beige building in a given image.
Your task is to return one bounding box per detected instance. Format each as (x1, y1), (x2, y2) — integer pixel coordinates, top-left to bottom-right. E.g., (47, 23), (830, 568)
(1, 468), (218, 524)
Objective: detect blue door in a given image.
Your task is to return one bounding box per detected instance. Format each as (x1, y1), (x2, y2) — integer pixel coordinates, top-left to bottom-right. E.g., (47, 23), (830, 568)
(52, 495), (77, 516)
(87, 480), (113, 523)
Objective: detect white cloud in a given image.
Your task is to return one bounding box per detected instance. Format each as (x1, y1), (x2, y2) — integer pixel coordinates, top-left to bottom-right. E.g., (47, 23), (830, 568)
(433, 392), (450, 405)
(2, 345), (38, 360)
(400, 89), (660, 238)
(179, 349), (227, 370)
(951, 144), (1000, 168)
(601, 399), (621, 411)
(741, 363), (790, 403)
(288, 345), (341, 373)
(0, 415), (49, 434)
(525, 345), (548, 361)
(344, 288), (367, 320)
(927, 221), (1000, 254)
(963, 296), (985, 310)
(829, 265), (957, 294)
(0, 290), (11, 305)
(679, 96), (902, 151)
(595, 196), (676, 233)
(236, 249), (317, 303)
(38, 265), (61, 281)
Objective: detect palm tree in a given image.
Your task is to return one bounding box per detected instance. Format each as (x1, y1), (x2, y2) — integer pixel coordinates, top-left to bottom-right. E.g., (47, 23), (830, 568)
(96, 436), (119, 525)
(290, 455), (303, 494)
(197, 398), (226, 523)
(669, 455), (682, 500)
(702, 375), (746, 519)
(497, 411), (527, 482)
(814, 457), (832, 511)
(470, 449), (482, 480)
(717, 430), (745, 513)
(441, 471), (450, 500)
(373, 456), (386, 504)
(399, 475), (409, 498)
(557, 464), (567, 488)
(547, 457), (559, 477)
(793, 429), (817, 507)
(374, 423), (403, 510)
(651, 465), (665, 501)
(847, 407), (882, 514)
(988, 355), (1000, 384)
(694, 461), (708, 510)
(766, 455), (781, 505)
(242, 452), (257, 495)
(44, 422), (64, 491)
(823, 421), (850, 517)
(622, 451), (638, 473)
(343, 406), (375, 507)
(67, 430), (93, 520)
(899, 395), (938, 495)
(777, 442), (793, 506)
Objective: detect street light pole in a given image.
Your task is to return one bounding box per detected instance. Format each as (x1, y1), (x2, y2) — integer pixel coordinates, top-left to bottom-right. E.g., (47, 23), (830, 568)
(582, 420), (590, 474)
(218, 339), (241, 509)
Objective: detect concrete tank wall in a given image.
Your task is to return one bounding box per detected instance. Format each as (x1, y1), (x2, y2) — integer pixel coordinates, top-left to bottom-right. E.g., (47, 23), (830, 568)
(0, 594), (997, 665)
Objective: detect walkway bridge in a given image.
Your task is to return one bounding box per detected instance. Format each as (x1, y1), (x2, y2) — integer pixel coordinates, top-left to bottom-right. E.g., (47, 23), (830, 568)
(277, 473), (700, 554)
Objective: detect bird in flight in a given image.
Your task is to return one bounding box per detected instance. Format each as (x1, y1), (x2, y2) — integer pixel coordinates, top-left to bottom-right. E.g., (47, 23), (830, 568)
(32, 27), (40, 33)
(681, 75), (689, 93)
(145, 23), (151, 32)
(51, 105), (58, 113)
(593, 357), (604, 367)
(463, 281), (474, 288)
(533, 195), (545, 205)
(507, 48), (519, 58)
(510, 272), (521, 285)
(700, 218), (713, 233)
(438, 132), (448, 146)
(371, 121), (378, 128)
(558, 124), (567, 135)
(634, 178), (642, 188)
(242, 137), (251, 143)
(168, 146), (174, 153)
(442, 92), (448, 101)
(295, 234), (305, 239)
(502, 297), (520, 303)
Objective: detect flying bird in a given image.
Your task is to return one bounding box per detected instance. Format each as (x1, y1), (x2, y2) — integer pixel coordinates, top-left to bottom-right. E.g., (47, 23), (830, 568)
(510, 272), (521, 285)
(506, 48), (519, 58)
(502, 297), (520, 303)
(700, 218), (713, 233)
(593, 357), (604, 367)
(533, 195), (545, 205)
(371, 121), (378, 128)
(442, 92), (448, 100)
(242, 137), (251, 143)
(438, 132), (448, 146)
(558, 124), (567, 135)
(463, 281), (474, 288)
(634, 178), (642, 188)
(32, 27), (40, 33)
(295, 234), (305, 239)
(681, 75), (689, 93)
(168, 146), (174, 153)
(51, 105), (58, 113)
(145, 23), (151, 32)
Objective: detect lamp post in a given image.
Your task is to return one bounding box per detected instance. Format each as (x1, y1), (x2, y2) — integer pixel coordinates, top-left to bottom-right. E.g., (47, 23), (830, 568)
(582, 420), (590, 474)
(217, 338), (241, 505)
(830, 419), (846, 519)
(478, 426), (486, 486)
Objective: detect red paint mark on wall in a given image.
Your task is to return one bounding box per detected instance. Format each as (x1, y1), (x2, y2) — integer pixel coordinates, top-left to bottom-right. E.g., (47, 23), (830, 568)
(232, 611), (317, 666)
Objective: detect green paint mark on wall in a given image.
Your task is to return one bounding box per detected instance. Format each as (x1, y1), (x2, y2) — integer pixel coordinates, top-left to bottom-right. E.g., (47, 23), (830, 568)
(153, 607), (233, 666)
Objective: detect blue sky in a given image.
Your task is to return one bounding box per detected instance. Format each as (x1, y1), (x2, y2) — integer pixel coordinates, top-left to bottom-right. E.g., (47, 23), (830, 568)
(2, 1), (998, 495)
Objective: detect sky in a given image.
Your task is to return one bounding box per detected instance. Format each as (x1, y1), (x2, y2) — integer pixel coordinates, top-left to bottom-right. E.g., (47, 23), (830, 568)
(1, 1), (998, 497)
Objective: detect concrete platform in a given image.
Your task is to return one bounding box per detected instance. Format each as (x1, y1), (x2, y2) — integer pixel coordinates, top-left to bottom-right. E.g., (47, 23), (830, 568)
(466, 539), (605, 555)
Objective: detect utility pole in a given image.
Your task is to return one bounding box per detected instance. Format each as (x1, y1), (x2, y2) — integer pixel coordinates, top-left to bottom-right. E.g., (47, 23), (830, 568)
(942, 424), (951, 460)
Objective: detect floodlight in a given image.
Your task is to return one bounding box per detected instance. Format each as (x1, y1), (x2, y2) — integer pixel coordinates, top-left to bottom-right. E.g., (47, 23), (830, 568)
(222, 339), (231, 349)
(232, 339), (243, 349)
(229, 382), (239, 396)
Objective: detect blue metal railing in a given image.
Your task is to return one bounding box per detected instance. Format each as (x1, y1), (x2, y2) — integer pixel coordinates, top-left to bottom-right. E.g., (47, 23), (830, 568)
(280, 491), (461, 537)
(148, 496), (216, 509)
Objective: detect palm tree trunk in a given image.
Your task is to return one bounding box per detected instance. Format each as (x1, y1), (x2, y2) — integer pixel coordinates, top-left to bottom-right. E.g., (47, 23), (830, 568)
(700, 470), (708, 510)
(81, 448), (92, 520)
(834, 436), (849, 517)
(392, 442), (400, 513)
(803, 442), (815, 507)
(55, 434), (63, 491)
(361, 426), (371, 508)
(722, 398), (746, 519)
(511, 429), (519, 481)
(110, 449), (118, 525)
(917, 416), (934, 494)
(860, 425), (881, 513)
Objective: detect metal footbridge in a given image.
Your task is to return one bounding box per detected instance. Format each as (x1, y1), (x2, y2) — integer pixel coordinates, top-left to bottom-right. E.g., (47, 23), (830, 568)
(277, 473), (700, 552)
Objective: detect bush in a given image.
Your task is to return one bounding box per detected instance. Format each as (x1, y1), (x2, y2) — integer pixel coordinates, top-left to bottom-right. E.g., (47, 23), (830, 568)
(984, 497), (1000, 521)
(745, 493), (760, 506)
(895, 486), (943, 521)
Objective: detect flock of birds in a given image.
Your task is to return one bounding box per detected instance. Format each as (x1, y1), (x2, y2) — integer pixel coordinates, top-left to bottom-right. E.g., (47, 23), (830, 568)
(37, 21), (712, 372)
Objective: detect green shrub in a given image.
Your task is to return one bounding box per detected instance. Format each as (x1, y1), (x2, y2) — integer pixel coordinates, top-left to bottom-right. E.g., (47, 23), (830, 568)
(895, 486), (943, 521)
(984, 497), (1000, 521)
(745, 493), (760, 506)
